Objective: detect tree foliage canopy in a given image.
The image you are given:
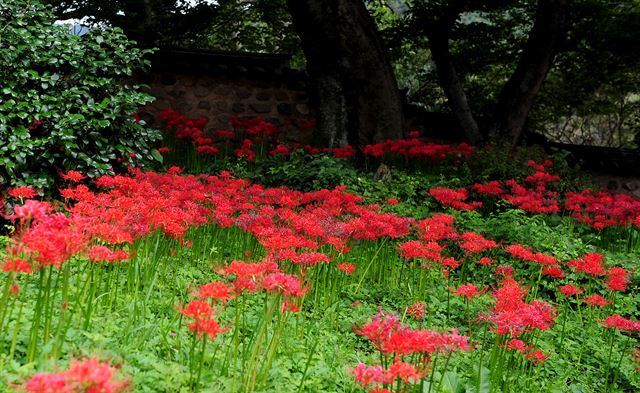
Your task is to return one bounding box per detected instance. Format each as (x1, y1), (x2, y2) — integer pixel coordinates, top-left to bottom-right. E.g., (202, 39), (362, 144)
(44, 0), (640, 147)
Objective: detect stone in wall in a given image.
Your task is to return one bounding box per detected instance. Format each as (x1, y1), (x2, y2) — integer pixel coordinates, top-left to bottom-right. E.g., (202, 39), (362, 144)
(136, 49), (313, 143)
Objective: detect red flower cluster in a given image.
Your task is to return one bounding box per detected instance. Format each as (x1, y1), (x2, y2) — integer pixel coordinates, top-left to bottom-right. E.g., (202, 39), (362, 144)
(355, 311), (471, 356)
(524, 160), (560, 188)
(472, 181), (504, 197)
(565, 190), (640, 230)
(8, 186), (38, 199)
(428, 187), (482, 211)
(406, 302), (427, 320)
(179, 300), (223, 340)
(362, 139), (473, 162)
(483, 278), (556, 337)
(451, 283), (485, 299)
(22, 358), (127, 393)
(459, 231), (498, 254)
(583, 294), (610, 308)
(60, 170), (87, 183)
(567, 252), (606, 276)
(504, 338), (550, 365)
(606, 267), (630, 292)
(502, 179), (560, 214)
(352, 311), (470, 391)
(352, 361), (426, 389)
(504, 244), (558, 266)
(559, 284), (583, 297)
(602, 314), (640, 332)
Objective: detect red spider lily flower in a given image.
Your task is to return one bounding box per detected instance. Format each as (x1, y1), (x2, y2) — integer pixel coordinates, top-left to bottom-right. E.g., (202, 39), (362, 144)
(213, 129), (235, 139)
(223, 260), (279, 278)
(88, 245), (129, 263)
(526, 349), (550, 365)
(506, 338), (529, 353)
(406, 302), (427, 320)
(504, 244), (557, 266)
(2, 258), (32, 274)
(362, 143), (385, 157)
(564, 190), (640, 229)
(331, 145), (356, 158)
(269, 144), (291, 157)
(24, 357), (128, 393)
(477, 257), (494, 266)
(23, 373), (72, 393)
(179, 300), (213, 319)
(16, 212), (89, 269)
(158, 147), (171, 154)
(280, 298), (301, 313)
(292, 252), (330, 266)
(502, 180), (559, 214)
(559, 284), (583, 297)
(262, 272), (308, 297)
(483, 278), (556, 337)
(472, 181), (504, 197)
(60, 170), (87, 183)
(494, 265), (515, 277)
(381, 327), (471, 356)
(386, 198), (399, 206)
(196, 145), (220, 155)
(386, 360), (427, 384)
(351, 363), (387, 387)
(354, 311), (404, 350)
(10, 283), (20, 296)
(13, 200), (51, 224)
(194, 137), (214, 145)
(187, 317), (223, 340)
(336, 262), (356, 275)
(415, 214), (458, 241)
(493, 278), (527, 309)
(542, 266), (565, 279)
(567, 252), (606, 276)
(428, 187), (482, 211)
(355, 311), (471, 356)
(606, 267), (630, 292)
(602, 315), (640, 332)
(398, 240), (444, 261)
(459, 232), (498, 253)
(65, 357), (128, 393)
(197, 282), (234, 302)
(583, 294), (610, 308)
(8, 186), (38, 199)
(441, 257), (460, 270)
(451, 283), (485, 299)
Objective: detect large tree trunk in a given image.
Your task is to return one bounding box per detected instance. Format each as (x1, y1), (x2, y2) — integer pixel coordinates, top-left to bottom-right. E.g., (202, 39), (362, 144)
(428, 30), (483, 145)
(490, 0), (569, 147)
(286, 0), (404, 148)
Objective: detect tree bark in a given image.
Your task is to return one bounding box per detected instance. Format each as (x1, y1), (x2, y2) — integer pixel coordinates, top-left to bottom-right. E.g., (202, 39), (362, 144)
(428, 28), (483, 145)
(490, 0), (569, 147)
(286, 0), (404, 148)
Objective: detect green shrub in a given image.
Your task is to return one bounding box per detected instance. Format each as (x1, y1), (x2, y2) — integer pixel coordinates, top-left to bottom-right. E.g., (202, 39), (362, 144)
(0, 0), (161, 189)
(459, 144), (592, 193)
(238, 149), (358, 191)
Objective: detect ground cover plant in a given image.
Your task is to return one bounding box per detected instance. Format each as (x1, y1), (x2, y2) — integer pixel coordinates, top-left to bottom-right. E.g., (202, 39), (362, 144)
(1, 112), (640, 392)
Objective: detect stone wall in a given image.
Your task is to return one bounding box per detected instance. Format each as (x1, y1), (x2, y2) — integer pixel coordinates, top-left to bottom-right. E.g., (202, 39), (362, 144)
(135, 48), (312, 141)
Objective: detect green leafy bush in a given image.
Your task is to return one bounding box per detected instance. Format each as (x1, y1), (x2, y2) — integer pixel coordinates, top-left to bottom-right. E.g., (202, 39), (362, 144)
(0, 0), (161, 189)
(239, 149), (358, 191)
(459, 145), (592, 193)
